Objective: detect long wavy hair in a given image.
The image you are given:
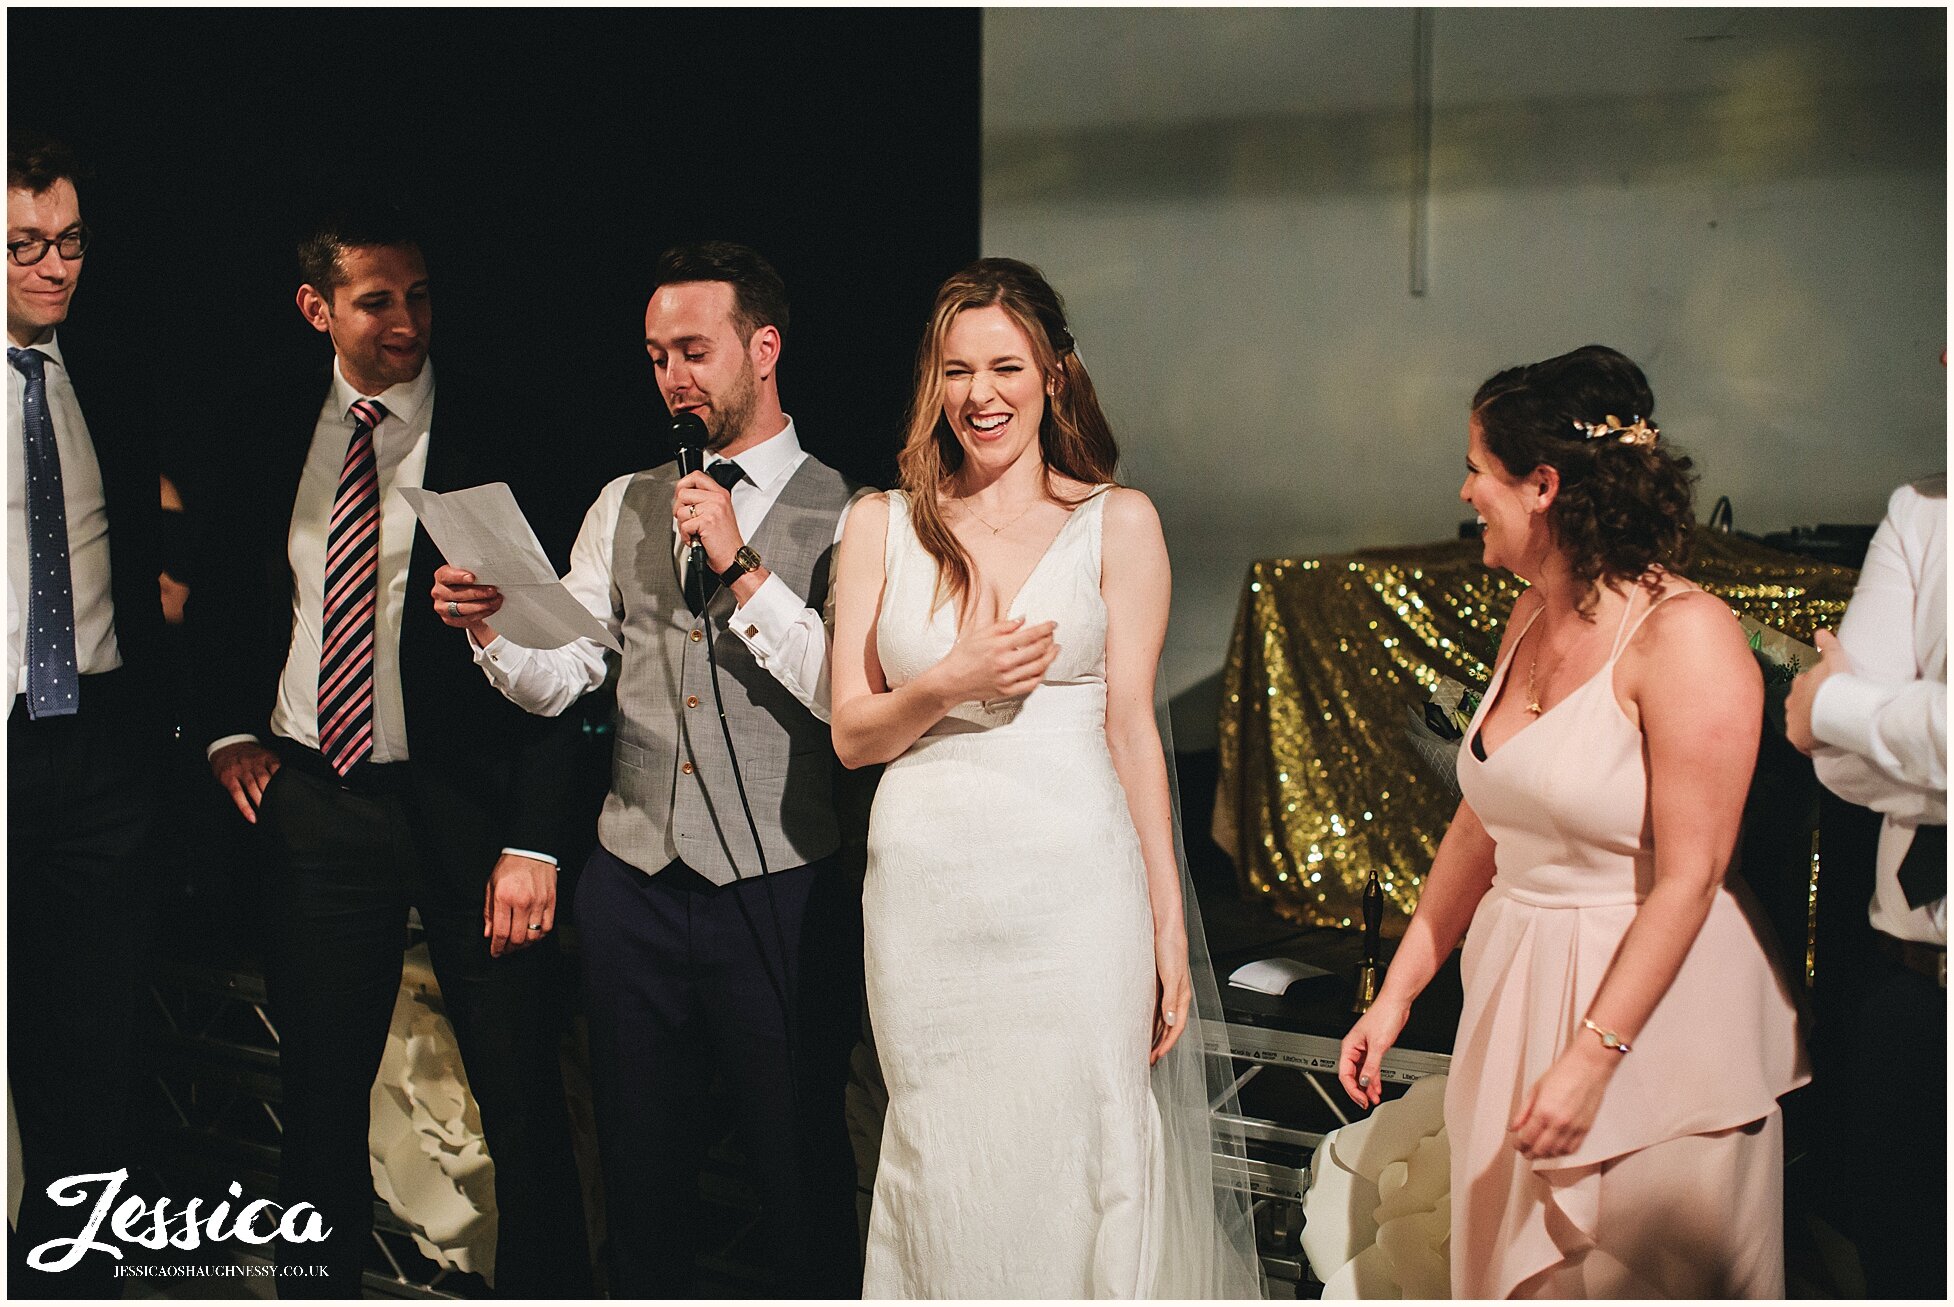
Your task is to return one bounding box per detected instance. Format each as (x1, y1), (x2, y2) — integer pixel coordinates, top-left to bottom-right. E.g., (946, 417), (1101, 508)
(897, 258), (1120, 616)
(1472, 344), (1697, 613)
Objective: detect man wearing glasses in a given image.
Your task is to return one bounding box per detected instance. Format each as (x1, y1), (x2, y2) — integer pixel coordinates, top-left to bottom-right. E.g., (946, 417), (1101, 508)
(7, 131), (167, 1296)
(189, 207), (592, 1295)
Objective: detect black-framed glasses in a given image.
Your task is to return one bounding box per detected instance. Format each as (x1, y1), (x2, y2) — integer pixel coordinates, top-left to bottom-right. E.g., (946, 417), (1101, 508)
(7, 226), (89, 266)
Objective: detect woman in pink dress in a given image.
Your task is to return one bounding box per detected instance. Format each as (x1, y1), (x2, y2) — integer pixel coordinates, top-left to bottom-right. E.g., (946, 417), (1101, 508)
(1339, 345), (1807, 1298)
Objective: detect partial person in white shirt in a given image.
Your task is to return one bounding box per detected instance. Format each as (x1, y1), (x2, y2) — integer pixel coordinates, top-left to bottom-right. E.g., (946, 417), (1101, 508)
(433, 241), (868, 1298)
(7, 130), (168, 1298)
(1787, 471), (1946, 1299)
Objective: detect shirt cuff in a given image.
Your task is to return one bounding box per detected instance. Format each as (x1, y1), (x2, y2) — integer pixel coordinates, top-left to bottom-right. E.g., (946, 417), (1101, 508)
(207, 733), (261, 760)
(1810, 672), (1890, 761)
(730, 572), (809, 651)
(500, 847), (559, 867)
(472, 632), (526, 682)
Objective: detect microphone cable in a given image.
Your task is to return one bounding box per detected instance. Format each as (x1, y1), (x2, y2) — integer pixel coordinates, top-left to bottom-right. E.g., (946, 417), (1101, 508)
(676, 426), (803, 1109)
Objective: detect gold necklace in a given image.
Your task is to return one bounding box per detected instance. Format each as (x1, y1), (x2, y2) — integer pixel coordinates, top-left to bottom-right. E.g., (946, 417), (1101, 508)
(1524, 625), (1560, 714)
(1524, 653), (1547, 715)
(957, 495), (1040, 535)
(1524, 608), (1603, 714)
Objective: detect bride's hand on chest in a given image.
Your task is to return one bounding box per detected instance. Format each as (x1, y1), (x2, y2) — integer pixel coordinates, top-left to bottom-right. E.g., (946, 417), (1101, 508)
(927, 587), (1061, 704)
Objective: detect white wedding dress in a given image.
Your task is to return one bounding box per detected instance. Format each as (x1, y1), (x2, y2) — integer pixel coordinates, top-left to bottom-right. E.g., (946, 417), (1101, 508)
(861, 489), (1260, 1300)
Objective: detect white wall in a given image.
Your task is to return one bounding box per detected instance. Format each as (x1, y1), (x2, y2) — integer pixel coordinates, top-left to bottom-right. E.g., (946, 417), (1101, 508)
(983, 8), (1945, 746)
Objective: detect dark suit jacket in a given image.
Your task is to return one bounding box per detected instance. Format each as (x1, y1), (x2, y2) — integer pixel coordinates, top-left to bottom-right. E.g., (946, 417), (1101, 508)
(187, 361), (587, 862)
(43, 326), (166, 716)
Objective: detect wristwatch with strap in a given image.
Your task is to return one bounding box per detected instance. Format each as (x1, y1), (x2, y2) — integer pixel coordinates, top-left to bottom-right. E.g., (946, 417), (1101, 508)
(717, 545), (763, 587)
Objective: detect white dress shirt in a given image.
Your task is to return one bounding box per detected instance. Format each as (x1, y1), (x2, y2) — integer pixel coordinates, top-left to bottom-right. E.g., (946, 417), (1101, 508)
(206, 359), (556, 869)
(207, 357), (434, 761)
(474, 416), (848, 721)
(8, 331), (121, 696)
(1812, 475), (1947, 945)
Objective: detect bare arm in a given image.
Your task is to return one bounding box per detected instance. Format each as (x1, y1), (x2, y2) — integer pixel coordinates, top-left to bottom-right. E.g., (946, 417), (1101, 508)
(1097, 490), (1194, 1064)
(829, 494), (1058, 769)
(1339, 791), (1501, 1108)
(1508, 589), (1763, 1158)
(1338, 591), (1541, 1107)
(1585, 592), (1762, 1040)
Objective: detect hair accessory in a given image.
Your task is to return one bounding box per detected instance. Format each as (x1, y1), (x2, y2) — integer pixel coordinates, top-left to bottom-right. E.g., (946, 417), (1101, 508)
(1571, 413), (1659, 447)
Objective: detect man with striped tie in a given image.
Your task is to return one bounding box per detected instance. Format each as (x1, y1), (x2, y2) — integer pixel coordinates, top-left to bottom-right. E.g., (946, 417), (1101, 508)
(192, 207), (590, 1296)
(8, 131), (168, 1299)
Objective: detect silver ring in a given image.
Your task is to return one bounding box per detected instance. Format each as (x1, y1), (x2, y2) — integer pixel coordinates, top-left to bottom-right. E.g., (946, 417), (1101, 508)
(1164, 1010), (1178, 1025)
(447, 601), (461, 619)
(527, 923), (543, 931)
(687, 504), (698, 518)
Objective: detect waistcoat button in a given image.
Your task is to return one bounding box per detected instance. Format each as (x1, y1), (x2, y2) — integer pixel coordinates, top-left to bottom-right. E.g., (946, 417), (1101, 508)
(690, 629), (703, 642)
(681, 761), (695, 775)
(686, 695), (700, 708)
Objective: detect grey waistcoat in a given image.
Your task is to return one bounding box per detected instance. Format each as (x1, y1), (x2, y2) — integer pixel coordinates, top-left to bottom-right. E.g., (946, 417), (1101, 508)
(601, 455), (855, 885)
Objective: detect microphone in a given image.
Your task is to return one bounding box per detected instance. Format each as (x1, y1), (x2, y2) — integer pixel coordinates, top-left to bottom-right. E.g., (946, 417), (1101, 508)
(672, 411), (710, 573)
(672, 410), (709, 480)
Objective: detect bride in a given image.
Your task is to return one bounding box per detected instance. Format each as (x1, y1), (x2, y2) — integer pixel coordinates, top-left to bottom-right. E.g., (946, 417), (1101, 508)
(830, 258), (1261, 1298)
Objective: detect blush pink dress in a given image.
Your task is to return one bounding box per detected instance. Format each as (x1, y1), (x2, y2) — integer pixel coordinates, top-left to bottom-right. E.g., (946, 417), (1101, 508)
(1450, 583), (1809, 1298)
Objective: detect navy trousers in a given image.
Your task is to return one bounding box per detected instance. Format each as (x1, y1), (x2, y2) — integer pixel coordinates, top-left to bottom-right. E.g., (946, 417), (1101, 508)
(257, 754), (592, 1298)
(576, 845), (862, 1298)
(1844, 946), (1945, 1298)
(8, 673), (159, 1299)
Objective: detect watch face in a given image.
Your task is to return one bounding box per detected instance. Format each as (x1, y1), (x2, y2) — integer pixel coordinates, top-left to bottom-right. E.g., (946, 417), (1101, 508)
(722, 546), (760, 584)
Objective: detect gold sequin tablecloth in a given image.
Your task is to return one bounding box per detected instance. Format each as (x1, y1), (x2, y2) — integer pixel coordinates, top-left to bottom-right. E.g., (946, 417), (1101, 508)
(1213, 530), (1861, 933)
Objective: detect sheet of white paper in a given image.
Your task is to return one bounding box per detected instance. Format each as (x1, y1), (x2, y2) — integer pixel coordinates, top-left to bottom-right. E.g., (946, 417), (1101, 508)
(1228, 957), (1333, 995)
(400, 483), (621, 654)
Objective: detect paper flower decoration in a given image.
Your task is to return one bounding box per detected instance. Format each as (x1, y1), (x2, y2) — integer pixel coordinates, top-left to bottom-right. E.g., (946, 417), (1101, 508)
(1301, 1073), (1450, 1298)
(368, 943), (498, 1283)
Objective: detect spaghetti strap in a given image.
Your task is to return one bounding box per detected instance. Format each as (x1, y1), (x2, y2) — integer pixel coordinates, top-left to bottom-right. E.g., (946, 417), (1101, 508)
(1606, 581), (1690, 662)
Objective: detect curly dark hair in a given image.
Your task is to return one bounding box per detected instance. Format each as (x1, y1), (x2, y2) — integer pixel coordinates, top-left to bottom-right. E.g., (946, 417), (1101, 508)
(1472, 345), (1696, 604)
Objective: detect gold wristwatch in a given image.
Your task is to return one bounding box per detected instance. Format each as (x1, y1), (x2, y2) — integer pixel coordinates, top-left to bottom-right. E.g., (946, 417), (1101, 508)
(717, 545), (763, 587)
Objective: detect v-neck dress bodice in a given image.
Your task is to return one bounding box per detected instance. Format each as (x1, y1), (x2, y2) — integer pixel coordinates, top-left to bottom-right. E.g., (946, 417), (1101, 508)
(874, 487), (1110, 736)
(1445, 584), (1809, 1298)
(1460, 602), (1664, 905)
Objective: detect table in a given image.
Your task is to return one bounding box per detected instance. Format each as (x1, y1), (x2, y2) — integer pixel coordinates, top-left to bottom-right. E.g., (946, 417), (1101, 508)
(1214, 529), (1861, 932)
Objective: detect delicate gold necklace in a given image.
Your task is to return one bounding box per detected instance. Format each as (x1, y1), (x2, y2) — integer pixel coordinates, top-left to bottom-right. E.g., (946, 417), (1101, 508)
(1524, 625), (1561, 714)
(1525, 594), (1617, 713)
(957, 495), (1040, 535)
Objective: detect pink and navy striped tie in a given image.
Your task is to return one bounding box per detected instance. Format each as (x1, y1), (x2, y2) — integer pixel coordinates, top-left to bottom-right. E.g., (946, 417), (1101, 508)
(318, 398), (386, 775)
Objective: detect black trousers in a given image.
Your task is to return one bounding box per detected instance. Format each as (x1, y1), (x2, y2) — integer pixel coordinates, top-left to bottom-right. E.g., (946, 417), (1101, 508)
(256, 749), (591, 1298)
(1843, 944), (1946, 1298)
(576, 845), (862, 1298)
(7, 673), (160, 1299)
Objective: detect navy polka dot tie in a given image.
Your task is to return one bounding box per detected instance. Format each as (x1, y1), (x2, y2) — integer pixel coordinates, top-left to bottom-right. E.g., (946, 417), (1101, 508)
(9, 346), (79, 719)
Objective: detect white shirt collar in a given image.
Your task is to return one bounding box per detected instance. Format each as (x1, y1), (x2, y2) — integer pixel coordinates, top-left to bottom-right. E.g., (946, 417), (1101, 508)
(330, 355), (436, 433)
(15, 330), (65, 368)
(707, 415), (802, 491)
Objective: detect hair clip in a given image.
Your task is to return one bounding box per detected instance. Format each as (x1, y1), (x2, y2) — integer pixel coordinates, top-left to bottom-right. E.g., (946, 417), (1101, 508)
(1572, 414), (1659, 446)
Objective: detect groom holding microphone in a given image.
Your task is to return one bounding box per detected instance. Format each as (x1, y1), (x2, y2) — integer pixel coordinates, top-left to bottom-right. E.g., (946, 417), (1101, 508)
(432, 241), (865, 1297)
